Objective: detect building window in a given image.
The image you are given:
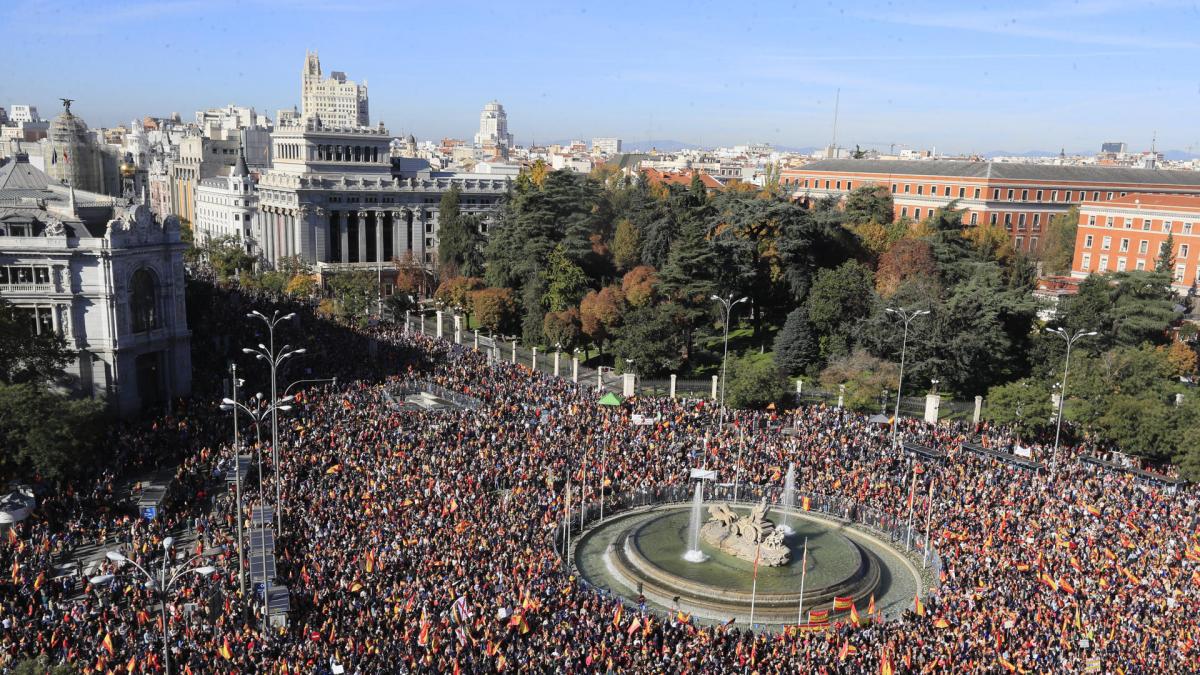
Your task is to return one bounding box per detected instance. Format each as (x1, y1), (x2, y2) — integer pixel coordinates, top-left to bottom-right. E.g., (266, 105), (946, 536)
(1093, 192), (1100, 201)
(1099, 255), (1109, 271)
(904, 184), (911, 193)
(914, 208), (921, 220)
(130, 268), (159, 333)
(1175, 263), (1186, 282)
(958, 187), (965, 198)
(1081, 253), (1091, 270)
(1088, 215), (1096, 226)
(1036, 190), (1043, 200)
(917, 185), (923, 195)
(1015, 236), (1024, 250)
(1185, 223), (1193, 235)
(1007, 189), (1015, 200)
(890, 183), (897, 193)
(836, 181), (842, 190)
(1030, 236), (1038, 249)
(1106, 192), (1114, 200)
(1117, 257), (1127, 271)
(1018, 213), (1026, 230)
(1123, 218), (1132, 229)
(1051, 190), (1059, 201)
(1084, 235), (1093, 248)
(1065, 191), (1073, 202)
(1164, 221), (1173, 233)
(1021, 189), (1029, 200)
(1143, 219), (1152, 231)
(1102, 236), (1111, 250)
(1119, 238), (1129, 252)
(1107, 217), (1114, 228)
(1181, 244), (1190, 258)
(993, 189), (1000, 200)
(1136, 259), (1146, 270)
(901, 207), (908, 217)
(1138, 240), (1148, 254)
(973, 188), (981, 199)
(970, 212), (978, 225)
(990, 213), (998, 225)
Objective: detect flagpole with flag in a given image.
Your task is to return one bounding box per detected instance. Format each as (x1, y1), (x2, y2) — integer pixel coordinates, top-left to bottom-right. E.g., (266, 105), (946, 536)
(796, 537), (808, 627)
(922, 478), (935, 568)
(748, 543), (761, 628)
(904, 469), (918, 551)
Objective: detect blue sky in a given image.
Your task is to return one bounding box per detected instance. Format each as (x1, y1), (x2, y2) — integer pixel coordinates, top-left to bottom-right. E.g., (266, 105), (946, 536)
(3, 0), (1199, 153)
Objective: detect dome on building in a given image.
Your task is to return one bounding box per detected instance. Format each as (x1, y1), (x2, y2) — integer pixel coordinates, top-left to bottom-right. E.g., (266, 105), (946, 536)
(44, 101), (103, 193)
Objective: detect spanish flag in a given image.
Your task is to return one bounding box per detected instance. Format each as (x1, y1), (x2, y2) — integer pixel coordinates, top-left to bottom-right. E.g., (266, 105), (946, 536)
(999, 657), (1018, 672)
(880, 651), (894, 675)
(867, 594), (876, 616)
(934, 617), (950, 629)
(833, 596), (854, 611)
(675, 610), (691, 625)
(802, 497), (811, 511)
(365, 550), (375, 574)
(1085, 503), (1101, 517)
(219, 638), (233, 660)
(849, 603), (861, 626)
(613, 603), (623, 627)
(6, 528), (16, 544)
(126, 655), (137, 672)
(102, 633), (115, 655)
(914, 593), (925, 616)
(838, 641), (859, 660)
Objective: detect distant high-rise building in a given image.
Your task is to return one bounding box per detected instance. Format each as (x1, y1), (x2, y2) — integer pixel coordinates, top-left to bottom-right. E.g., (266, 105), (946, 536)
(1101, 142), (1127, 154)
(300, 51), (369, 128)
(474, 101), (513, 157)
(9, 105), (40, 123)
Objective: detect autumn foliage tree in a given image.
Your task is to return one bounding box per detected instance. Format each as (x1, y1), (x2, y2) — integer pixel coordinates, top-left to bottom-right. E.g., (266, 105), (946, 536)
(875, 239), (938, 298)
(470, 287), (517, 334)
(580, 285), (624, 356)
(542, 308), (582, 351)
(621, 265), (658, 307)
(434, 276), (485, 324)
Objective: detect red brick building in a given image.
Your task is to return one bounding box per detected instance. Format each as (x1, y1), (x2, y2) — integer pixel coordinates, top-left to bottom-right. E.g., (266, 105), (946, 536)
(1072, 194), (1200, 292)
(640, 168), (724, 192)
(782, 160), (1200, 253)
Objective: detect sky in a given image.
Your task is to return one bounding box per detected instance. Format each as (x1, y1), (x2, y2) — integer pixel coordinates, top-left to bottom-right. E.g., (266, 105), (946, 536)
(3, 0), (1199, 154)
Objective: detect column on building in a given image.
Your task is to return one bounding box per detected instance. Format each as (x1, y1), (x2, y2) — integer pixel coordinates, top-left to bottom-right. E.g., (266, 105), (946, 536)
(390, 211), (404, 263)
(311, 206), (327, 263)
(262, 206), (273, 264)
(356, 211), (368, 264)
(374, 211), (385, 264)
(412, 211), (425, 265)
(338, 211), (349, 263)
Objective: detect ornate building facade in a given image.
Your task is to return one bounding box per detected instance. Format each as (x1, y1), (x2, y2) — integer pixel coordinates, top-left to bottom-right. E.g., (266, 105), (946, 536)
(300, 51), (369, 128)
(255, 116), (508, 276)
(0, 151), (191, 415)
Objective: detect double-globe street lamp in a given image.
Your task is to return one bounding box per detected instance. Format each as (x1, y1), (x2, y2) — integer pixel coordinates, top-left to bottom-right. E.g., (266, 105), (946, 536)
(220, 393), (293, 536)
(243, 310), (305, 534)
(89, 538), (221, 675)
(1045, 327), (1097, 476)
(885, 307), (930, 451)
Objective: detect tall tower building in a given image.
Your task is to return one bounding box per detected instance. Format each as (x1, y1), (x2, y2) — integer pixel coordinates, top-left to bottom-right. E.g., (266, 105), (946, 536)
(474, 101), (513, 158)
(299, 51), (369, 128)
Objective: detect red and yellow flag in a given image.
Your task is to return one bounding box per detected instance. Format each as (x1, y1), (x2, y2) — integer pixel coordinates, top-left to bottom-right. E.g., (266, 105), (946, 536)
(219, 638), (233, 660)
(102, 633), (115, 655)
(914, 594), (925, 616)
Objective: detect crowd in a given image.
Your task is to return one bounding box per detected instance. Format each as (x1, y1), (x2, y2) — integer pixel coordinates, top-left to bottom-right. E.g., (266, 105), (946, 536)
(0, 282), (1198, 674)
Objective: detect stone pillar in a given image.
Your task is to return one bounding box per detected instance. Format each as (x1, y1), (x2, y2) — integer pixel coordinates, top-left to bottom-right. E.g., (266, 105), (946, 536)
(511, 340), (517, 364)
(670, 374), (677, 399)
(554, 350), (561, 377)
(531, 347), (538, 371)
(374, 211), (384, 264)
(391, 210), (404, 262)
(838, 384), (845, 408)
(435, 310), (444, 338)
(622, 373), (636, 397)
(313, 206), (327, 263)
(572, 356), (579, 383)
(597, 367), (603, 390)
(356, 211), (368, 264)
(413, 212), (426, 265)
(924, 394), (941, 424)
(796, 379), (803, 397)
(711, 375), (718, 400)
(973, 395), (983, 425)
(453, 315), (462, 344)
(338, 211), (349, 264)
(473, 330), (479, 350)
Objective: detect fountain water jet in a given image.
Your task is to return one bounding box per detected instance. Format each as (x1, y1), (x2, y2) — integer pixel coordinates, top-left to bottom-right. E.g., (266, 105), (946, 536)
(778, 463), (796, 535)
(682, 482), (708, 562)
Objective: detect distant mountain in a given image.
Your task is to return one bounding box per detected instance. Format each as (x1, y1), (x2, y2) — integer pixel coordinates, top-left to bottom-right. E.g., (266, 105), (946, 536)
(619, 139), (702, 152)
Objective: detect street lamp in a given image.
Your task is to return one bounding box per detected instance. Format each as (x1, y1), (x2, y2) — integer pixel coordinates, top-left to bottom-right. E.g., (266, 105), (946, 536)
(221, 393), (292, 534)
(711, 294), (749, 432)
(90, 540), (220, 675)
(244, 310), (305, 533)
(885, 307), (930, 451)
(222, 363), (247, 600)
(1045, 327), (1097, 475)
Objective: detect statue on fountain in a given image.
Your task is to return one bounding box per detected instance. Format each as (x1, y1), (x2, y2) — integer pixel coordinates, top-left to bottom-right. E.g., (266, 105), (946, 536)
(701, 498), (791, 566)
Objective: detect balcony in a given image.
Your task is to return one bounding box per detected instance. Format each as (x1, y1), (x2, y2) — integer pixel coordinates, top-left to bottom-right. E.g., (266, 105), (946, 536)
(0, 283), (54, 293)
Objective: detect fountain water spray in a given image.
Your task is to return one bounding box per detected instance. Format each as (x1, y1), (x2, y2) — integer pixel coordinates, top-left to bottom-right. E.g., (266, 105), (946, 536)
(778, 463), (796, 536)
(683, 482), (708, 563)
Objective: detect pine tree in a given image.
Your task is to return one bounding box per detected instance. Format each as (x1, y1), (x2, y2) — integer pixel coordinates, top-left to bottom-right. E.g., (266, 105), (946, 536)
(773, 306), (820, 376)
(1157, 232), (1176, 274)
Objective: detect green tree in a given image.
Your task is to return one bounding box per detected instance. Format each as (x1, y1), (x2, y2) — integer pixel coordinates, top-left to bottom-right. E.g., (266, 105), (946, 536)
(1054, 271), (1176, 351)
(773, 306), (820, 376)
(544, 245), (590, 312)
(843, 184), (893, 225)
(1039, 207), (1078, 275)
(611, 218), (642, 272)
(806, 260), (876, 359)
(817, 350), (899, 412)
(1157, 232), (1176, 274)
(9, 656), (76, 675)
(437, 185), (485, 278)
(725, 356), (789, 409)
(0, 382), (104, 481)
(983, 379), (1053, 439)
(201, 234), (257, 282)
(327, 270), (378, 325)
(0, 298), (73, 385)
(521, 274), (547, 345)
(658, 204), (719, 359)
(542, 308), (582, 350)
(611, 303), (685, 376)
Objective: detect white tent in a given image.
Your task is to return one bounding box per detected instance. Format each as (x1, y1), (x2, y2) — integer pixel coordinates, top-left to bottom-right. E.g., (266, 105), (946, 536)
(0, 489), (36, 525)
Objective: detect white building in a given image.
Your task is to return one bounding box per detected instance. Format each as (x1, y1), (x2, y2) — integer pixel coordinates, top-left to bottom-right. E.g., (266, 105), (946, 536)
(300, 51), (369, 128)
(9, 105), (39, 124)
(195, 150), (257, 251)
(591, 138), (622, 155)
(0, 151), (191, 415)
(195, 104), (268, 133)
(474, 101), (513, 157)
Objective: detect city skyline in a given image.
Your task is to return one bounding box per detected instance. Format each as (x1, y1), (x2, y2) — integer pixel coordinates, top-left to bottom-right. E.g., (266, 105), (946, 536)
(3, 0), (1199, 153)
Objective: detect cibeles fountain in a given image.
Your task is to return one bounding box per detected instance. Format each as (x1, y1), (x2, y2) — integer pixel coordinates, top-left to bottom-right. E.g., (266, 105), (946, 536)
(573, 484), (926, 627)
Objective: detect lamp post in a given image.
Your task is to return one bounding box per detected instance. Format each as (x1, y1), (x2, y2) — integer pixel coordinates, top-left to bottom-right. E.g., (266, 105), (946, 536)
(225, 363), (246, 599)
(885, 307), (929, 451)
(1045, 327), (1097, 475)
(90, 540), (220, 675)
(243, 310), (304, 534)
(221, 394), (292, 534)
(711, 294), (749, 432)
(283, 377), (338, 398)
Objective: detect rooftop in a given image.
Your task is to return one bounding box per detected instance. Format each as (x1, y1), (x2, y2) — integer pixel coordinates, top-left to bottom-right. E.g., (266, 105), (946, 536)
(1088, 193), (1200, 211)
(793, 159), (1200, 186)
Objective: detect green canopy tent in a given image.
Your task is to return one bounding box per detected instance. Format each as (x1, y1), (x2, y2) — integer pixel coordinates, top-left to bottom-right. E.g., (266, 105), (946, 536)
(597, 392), (623, 407)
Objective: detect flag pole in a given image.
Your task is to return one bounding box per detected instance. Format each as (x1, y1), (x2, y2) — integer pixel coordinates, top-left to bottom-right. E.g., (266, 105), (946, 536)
(922, 478), (935, 568)
(796, 537), (809, 627)
(748, 543), (761, 628)
(904, 469), (918, 551)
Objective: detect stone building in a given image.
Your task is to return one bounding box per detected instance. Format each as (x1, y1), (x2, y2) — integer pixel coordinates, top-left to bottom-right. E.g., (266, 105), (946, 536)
(255, 116), (508, 279)
(300, 51), (368, 128)
(0, 151), (191, 415)
(194, 149), (257, 250)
